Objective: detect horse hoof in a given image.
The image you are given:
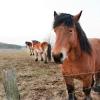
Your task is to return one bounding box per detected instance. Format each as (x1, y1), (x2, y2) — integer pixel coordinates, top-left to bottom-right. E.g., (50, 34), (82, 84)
(68, 96), (77, 100)
(84, 96), (92, 100)
(44, 61), (47, 64)
(41, 58), (43, 61)
(68, 98), (77, 100)
(35, 59), (38, 61)
(93, 86), (100, 92)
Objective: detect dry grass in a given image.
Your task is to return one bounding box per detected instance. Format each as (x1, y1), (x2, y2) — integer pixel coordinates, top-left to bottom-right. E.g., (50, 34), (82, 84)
(0, 49), (100, 100)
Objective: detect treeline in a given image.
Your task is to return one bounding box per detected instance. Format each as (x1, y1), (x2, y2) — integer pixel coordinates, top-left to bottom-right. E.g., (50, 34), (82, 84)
(0, 42), (22, 49)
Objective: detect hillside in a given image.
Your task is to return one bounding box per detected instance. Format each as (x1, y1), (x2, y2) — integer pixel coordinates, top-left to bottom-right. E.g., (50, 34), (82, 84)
(0, 42), (22, 49)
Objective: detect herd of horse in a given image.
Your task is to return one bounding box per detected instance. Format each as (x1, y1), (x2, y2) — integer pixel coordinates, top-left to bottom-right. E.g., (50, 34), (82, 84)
(25, 40), (51, 63)
(25, 11), (100, 100)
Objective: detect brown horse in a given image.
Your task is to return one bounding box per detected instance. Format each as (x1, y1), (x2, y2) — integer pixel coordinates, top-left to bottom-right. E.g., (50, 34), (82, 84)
(31, 40), (40, 55)
(33, 41), (51, 63)
(52, 11), (100, 100)
(25, 41), (33, 56)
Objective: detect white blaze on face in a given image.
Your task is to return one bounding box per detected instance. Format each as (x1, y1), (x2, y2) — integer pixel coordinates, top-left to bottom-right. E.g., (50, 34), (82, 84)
(61, 48), (68, 62)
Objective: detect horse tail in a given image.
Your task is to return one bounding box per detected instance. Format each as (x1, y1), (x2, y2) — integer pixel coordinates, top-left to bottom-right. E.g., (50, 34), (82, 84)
(47, 43), (51, 61)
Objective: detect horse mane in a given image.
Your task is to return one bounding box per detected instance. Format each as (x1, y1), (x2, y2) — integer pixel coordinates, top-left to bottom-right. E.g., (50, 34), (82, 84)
(75, 22), (92, 55)
(53, 13), (92, 55)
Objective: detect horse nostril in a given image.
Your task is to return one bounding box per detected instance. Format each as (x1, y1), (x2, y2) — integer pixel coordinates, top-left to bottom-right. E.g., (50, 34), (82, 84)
(60, 53), (63, 58)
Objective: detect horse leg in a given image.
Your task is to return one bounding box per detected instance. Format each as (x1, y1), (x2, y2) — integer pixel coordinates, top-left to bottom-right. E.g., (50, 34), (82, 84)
(44, 52), (48, 63)
(32, 48), (34, 55)
(29, 48), (32, 56)
(93, 72), (100, 92)
(40, 53), (43, 61)
(83, 75), (92, 100)
(64, 77), (77, 100)
(34, 51), (38, 61)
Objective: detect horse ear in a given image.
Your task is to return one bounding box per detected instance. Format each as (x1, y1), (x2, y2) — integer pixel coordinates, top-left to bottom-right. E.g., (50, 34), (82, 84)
(54, 11), (58, 19)
(73, 11), (82, 22)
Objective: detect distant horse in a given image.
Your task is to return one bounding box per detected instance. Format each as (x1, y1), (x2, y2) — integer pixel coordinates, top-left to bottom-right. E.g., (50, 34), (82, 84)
(31, 40), (40, 55)
(33, 41), (51, 63)
(25, 41), (33, 56)
(52, 11), (100, 100)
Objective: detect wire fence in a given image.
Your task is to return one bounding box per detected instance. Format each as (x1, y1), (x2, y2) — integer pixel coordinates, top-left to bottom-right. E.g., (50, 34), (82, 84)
(63, 70), (100, 77)
(60, 70), (100, 96)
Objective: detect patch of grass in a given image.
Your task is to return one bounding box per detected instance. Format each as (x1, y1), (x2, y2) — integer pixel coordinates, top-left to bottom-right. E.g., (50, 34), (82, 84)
(32, 68), (52, 77)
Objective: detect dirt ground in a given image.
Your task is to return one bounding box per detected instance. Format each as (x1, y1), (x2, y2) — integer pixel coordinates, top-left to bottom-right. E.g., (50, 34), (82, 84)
(0, 49), (100, 100)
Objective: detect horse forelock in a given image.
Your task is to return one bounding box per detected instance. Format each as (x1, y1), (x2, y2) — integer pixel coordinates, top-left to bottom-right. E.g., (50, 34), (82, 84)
(53, 13), (74, 28)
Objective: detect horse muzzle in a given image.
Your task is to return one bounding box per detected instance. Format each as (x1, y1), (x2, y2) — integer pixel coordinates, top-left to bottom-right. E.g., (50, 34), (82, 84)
(52, 53), (63, 64)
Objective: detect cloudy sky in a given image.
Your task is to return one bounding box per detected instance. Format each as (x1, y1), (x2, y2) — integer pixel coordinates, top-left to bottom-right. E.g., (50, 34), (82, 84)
(0, 0), (100, 45)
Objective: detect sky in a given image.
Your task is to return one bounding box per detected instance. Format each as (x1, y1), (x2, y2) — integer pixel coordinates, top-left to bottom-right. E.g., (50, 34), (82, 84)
(0, 0), (100, 45)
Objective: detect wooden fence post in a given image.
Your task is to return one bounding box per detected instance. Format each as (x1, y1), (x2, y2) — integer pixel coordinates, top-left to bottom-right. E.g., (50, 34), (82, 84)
(2, 69), (20, 100)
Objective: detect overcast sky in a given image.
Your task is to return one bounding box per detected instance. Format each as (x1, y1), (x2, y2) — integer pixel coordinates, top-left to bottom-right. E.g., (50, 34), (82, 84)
(0, 0), (100, 45)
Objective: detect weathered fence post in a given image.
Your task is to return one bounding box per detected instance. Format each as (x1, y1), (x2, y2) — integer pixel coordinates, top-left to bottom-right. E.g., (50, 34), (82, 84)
(2, 69), (20, 100)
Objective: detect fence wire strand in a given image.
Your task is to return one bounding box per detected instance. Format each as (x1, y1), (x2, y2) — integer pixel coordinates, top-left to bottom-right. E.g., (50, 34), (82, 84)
(63, 70), (100, 77)
(58, 70), (100, 95)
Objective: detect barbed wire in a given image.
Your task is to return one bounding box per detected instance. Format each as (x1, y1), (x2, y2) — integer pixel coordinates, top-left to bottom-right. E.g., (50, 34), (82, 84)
(63, 70), (100, 77)
(58, 70), (100, 96)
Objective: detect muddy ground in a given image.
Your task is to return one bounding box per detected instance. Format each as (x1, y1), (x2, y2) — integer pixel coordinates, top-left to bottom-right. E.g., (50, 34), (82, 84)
(0, 49), (100, 100)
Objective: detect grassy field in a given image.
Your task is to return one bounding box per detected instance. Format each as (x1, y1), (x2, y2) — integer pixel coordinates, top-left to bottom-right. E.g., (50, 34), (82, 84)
(0, 49), (100, 100)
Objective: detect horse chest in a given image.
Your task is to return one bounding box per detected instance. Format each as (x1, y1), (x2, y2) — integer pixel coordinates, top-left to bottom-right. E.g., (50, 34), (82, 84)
(61, 58), (93, 79)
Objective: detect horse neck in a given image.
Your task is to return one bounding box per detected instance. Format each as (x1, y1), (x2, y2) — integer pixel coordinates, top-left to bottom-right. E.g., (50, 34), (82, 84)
(68, 37), (82, 61)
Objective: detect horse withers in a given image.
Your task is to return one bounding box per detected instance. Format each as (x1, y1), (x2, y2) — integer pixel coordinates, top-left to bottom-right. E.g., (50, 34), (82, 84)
(52, 11), (100, 100)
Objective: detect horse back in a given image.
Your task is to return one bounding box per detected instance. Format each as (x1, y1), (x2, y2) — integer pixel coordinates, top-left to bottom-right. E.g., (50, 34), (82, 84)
(89, 38), (100, 71)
